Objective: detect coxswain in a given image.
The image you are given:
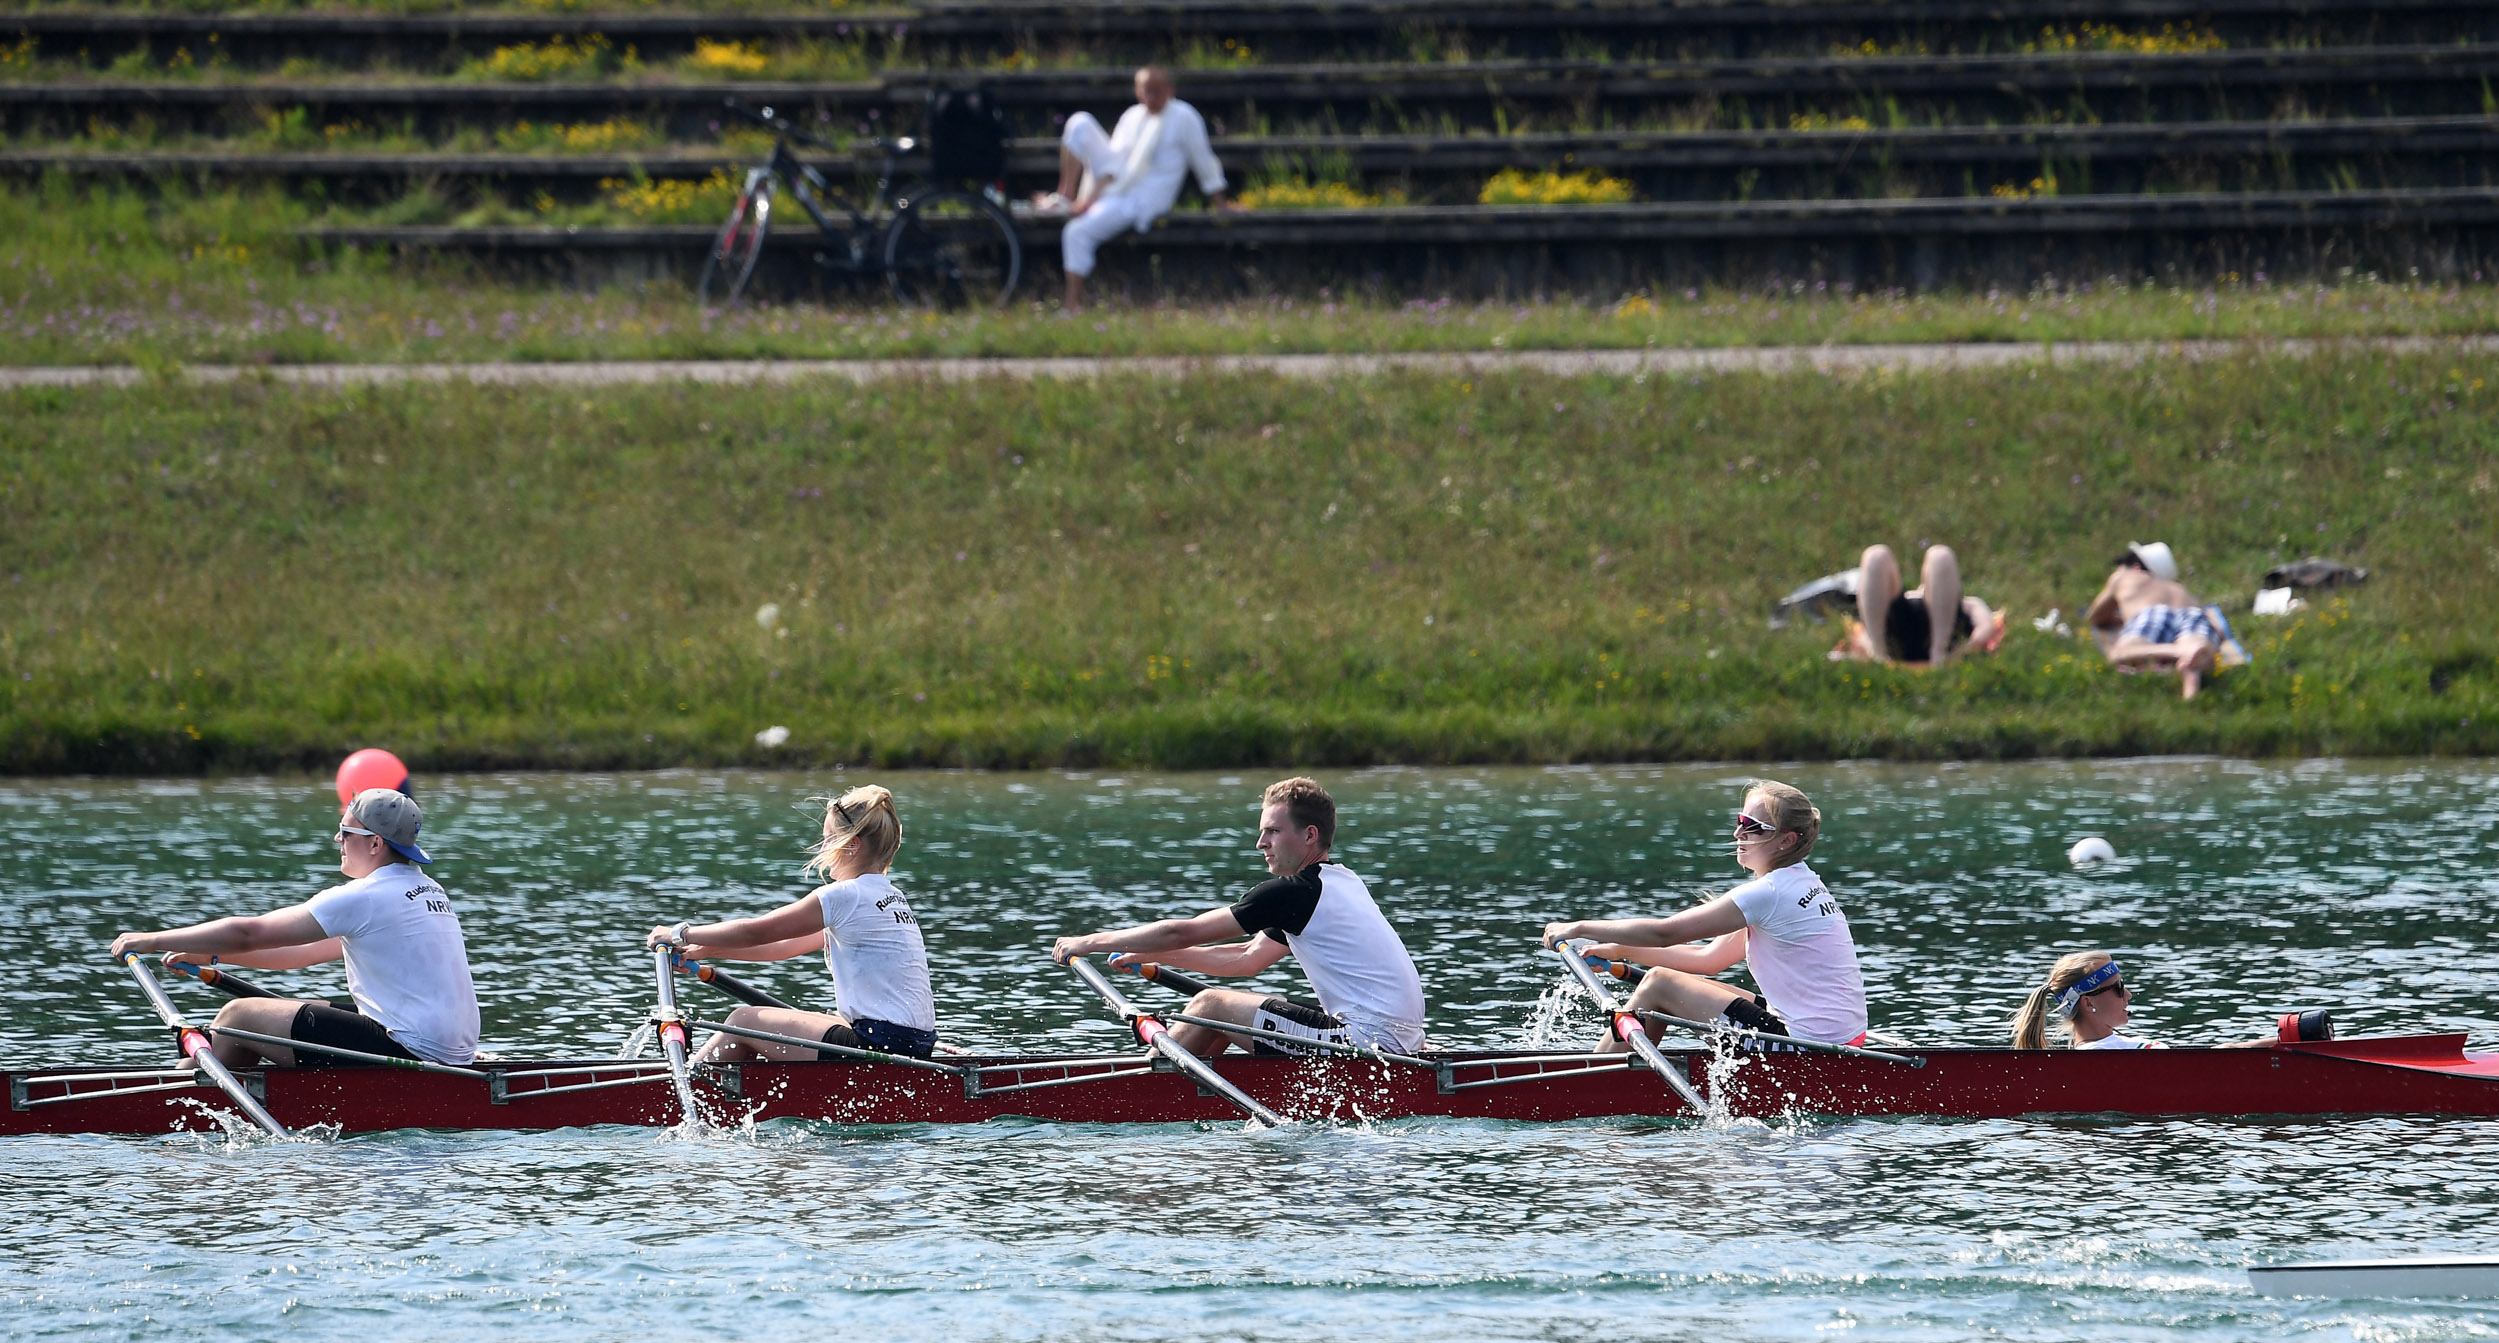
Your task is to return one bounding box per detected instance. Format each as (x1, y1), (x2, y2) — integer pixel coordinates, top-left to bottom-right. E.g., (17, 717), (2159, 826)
(1543, 780), (1868, 1051)
(1051, 776), (1428, 1057)
(2011, 951), (2314, 1049)
(645, 785), (939, 1062)
(109, 788), (480, 1068)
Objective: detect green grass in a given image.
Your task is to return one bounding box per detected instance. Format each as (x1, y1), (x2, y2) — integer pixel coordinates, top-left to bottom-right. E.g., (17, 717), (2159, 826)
(8, 180), (2499, 366)
(3, 352), (2493, 772)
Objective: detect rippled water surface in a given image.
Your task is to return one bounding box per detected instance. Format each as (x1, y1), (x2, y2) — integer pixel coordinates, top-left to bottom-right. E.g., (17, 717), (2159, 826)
(4, 761), (2497, 1340)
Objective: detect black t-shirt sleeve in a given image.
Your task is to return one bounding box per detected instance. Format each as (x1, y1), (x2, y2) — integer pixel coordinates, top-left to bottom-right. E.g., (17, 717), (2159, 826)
(1227, 864), (1324, 941)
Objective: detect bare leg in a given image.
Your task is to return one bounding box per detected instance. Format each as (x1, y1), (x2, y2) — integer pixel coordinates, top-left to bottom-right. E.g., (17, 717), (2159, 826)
(2176, 635), (2216, 700)
(1054, 142), (1082, 200)
(1594, 968), (1757, 1054)
(1920, 544), (1963, 664)
(1063, 269), (1085, 313)
(1157, 988), (1275, 1057)
(202, 997), (321, 1068)
(693, 1004), (849, 1063)
(1856, 544), (1902, 663)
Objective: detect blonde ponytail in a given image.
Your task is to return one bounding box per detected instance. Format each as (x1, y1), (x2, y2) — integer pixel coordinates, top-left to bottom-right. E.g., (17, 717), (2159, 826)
(805, 785), (901, 876)
(2008, 950), (2116, 1049)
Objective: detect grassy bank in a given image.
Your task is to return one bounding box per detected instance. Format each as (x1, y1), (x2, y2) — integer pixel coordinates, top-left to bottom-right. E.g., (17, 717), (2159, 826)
(7, 181), (2499, 366)
(3, 350), (2493, 771)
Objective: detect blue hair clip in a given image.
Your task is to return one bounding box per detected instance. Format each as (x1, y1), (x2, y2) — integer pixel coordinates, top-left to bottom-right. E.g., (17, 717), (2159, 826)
(2053, 959), (2124, 1018)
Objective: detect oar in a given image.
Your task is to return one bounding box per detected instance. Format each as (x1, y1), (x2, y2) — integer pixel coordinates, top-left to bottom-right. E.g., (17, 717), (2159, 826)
(650, 946), (707, 1128)
(119, 952), (290, 1138)
(1068, 957), (1283, 1129)
(669, 952), (795, 1010)
(1111, 959), (1218, 997)
(1552, 943), (1707, 1115)
(166, 958), (280, 999)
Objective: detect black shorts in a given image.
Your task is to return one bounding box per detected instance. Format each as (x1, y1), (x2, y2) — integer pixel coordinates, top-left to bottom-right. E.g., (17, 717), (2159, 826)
(1883, 593), (1975, 663)
(820, 1017), (938, 1061)
(288, 1002), (418, 1067)
(1247, 996), (1349, 1057)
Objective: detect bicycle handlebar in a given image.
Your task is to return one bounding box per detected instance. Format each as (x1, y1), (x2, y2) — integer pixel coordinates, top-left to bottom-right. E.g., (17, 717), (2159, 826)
(720, 96), (841, 151)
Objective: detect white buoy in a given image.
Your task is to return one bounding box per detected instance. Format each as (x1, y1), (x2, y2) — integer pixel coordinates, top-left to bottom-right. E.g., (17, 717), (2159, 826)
(2068, 837), (2116, 865)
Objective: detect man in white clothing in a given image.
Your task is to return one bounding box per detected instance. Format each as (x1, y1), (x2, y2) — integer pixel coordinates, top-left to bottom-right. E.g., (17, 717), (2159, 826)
(1044, 66), (1229, 311)
(110, 788), (482, 1068)
(1051, 777), (1427, 1057)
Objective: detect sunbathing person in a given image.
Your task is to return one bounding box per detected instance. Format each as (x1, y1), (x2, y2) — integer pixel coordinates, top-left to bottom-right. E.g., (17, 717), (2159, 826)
(1543, 780), (1867, 1050)
(2083, 541), (2219, 699)
(645, 786), (938, 1062)
(1834, 543), (2004, 665)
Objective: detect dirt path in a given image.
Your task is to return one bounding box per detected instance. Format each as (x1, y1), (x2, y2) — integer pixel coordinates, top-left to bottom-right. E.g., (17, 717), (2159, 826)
(5, 336), (2490, 388)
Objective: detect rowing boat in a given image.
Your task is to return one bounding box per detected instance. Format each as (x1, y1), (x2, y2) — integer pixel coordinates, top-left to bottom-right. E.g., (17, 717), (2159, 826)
(8, 1033), (2495, 1135)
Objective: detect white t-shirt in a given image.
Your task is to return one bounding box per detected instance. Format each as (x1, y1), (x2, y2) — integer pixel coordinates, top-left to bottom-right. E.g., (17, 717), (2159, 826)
(815, 873), (937, 1033)
(305, 864), (481, 1064)
(2077, 1033), (2150, 1050)
(1724, 862), (1867, 1046)
(1229, 862), (1427, 1052)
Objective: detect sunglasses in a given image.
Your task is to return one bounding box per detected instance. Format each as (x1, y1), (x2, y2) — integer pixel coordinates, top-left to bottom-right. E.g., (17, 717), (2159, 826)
(333, 822), (379, 844)
(2084, 978), (2131, 998)
(1733, 814), (1784, 839)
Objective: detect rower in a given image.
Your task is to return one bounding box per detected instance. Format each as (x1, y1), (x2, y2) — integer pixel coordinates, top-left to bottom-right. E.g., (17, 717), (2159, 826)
(1050, 776), (1427, 1058)
(108, 788), (480, 1069)
(646, 785), (939, 1062)
(1543, 780), (1867, 1052)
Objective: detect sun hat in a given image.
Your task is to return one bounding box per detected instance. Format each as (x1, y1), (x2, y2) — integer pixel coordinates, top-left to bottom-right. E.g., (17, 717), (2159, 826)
(2119, 541), (2179, 582)
(346, 787), (434, 865)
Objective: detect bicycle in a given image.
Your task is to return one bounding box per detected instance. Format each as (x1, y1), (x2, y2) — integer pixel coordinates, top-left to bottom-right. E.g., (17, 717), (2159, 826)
(698, 98), (1022, 309)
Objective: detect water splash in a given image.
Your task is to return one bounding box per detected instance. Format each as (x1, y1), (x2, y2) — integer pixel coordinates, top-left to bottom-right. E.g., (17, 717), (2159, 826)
(1520, 976), (1601, 1049)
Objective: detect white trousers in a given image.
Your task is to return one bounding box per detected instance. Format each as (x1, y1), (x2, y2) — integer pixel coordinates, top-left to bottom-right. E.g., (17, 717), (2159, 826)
(1060, 194), (1155, 277)
(1060, 111), (1126, 186)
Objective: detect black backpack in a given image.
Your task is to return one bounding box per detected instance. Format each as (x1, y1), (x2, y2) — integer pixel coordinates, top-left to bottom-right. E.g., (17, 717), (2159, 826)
(927, 87), (1008, 186)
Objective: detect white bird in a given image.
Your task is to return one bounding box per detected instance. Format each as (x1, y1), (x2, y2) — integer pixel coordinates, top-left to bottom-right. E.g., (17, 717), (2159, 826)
(754, 725), (791, 748)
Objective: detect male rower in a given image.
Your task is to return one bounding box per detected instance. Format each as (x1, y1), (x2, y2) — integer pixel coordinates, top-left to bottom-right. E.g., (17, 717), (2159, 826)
(1050, 777), (1427, 1057)
(108, 788), (480, 1068)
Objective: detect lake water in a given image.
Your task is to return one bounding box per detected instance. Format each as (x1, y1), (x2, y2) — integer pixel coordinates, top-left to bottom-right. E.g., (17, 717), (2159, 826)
(3, 761), (2496, 1341)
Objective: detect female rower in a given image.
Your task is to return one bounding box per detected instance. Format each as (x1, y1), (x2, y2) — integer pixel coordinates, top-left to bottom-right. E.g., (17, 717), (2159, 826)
(2010, 951), (2161, 1049)
(644, 785), (938, 1061)
(1542, 780), (1867, 1050)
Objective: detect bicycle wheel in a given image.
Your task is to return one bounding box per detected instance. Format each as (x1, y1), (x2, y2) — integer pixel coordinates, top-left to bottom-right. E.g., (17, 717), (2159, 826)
(883, 189), (1021, 309)
(697, 172), (774, 306)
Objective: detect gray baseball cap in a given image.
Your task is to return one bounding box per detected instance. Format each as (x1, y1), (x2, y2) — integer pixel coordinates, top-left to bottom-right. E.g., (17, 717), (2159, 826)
(346, 787), (434, 864)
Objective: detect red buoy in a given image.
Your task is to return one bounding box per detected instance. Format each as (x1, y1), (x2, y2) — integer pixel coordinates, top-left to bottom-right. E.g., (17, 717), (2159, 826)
(335, 748), (411, 809)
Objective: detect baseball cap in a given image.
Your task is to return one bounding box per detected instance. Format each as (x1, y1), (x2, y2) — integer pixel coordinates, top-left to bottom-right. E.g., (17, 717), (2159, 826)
(2118, 541), (2179, 582)
(346, 787), (434, 864)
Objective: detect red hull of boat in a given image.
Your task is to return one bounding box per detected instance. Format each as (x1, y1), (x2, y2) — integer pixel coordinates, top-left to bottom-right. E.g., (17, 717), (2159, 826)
(8, 1036), (2496, 1136)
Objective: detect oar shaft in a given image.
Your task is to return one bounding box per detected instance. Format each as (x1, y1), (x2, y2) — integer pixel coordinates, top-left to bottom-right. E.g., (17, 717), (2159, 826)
(1129, 962), (1218, 998)
(1553, 944), (1706, 1115)
(671, 953), (795, 1010)
(1070, 958), (1282, 1128)
(170, 960), (281, 1000)
(652, 946), (706, 1126)
(120, 953), (290, 1138)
